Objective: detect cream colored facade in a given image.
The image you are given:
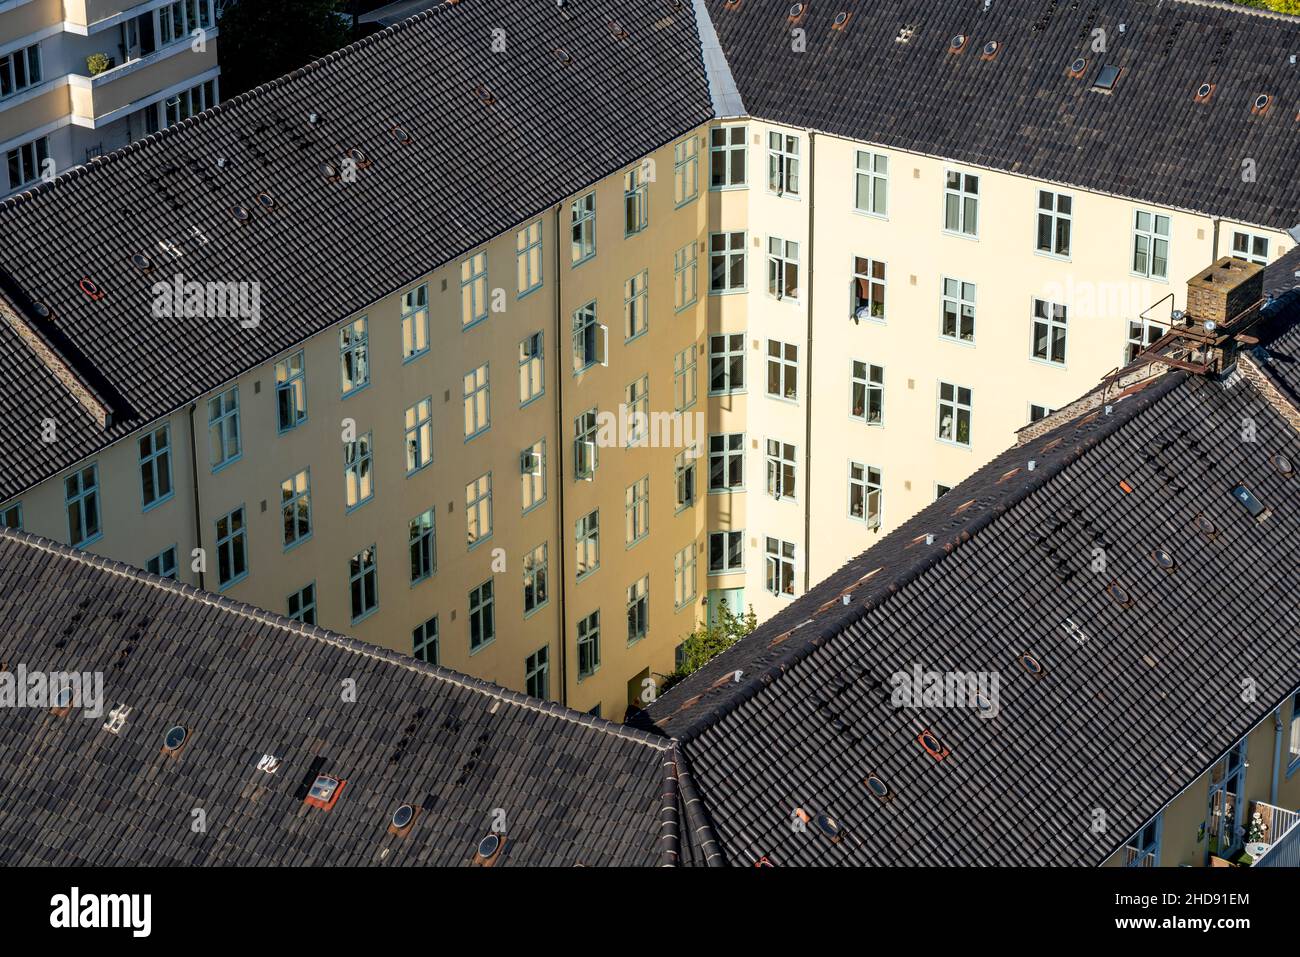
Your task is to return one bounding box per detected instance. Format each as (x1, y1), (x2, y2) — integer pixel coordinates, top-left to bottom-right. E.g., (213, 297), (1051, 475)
(1102, 702), (1300, 867)
(0, 0), (220, 195)
(2, 111), (1294, 724)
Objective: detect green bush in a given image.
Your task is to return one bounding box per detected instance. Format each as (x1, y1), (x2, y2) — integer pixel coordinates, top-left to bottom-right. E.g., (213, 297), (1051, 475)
(659, 603), (757, 694)
(86, 53), (112, 76)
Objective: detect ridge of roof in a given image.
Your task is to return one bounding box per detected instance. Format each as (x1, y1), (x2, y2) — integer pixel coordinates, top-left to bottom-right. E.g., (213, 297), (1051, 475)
(0, 525), (670, 751)
(649, 371), (1190, 740)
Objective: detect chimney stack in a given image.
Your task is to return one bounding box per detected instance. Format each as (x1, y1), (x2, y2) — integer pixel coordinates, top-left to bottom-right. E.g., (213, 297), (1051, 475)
(1186, 256), (1264, 328)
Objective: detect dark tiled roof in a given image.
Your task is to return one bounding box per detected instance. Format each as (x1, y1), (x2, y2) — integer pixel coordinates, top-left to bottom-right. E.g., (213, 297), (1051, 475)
(649, 304), (1300, 865)
(705, 0), (1300, 229)
(0, 0), (714, 502)
(0, 528), (713, 866)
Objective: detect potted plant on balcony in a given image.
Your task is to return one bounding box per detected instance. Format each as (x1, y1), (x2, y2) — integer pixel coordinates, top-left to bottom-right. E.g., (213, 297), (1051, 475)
(1244, 811), (1270, 859)
(86, 53), (114, 76)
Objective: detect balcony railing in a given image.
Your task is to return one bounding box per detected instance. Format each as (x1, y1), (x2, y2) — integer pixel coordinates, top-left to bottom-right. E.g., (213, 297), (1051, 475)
(1250, 801), (1300, 866)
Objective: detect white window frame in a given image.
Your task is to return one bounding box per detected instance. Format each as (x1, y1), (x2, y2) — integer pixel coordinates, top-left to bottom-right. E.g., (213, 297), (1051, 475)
(709, 124), (747, 189)
(461, 250), (489, 328)
(708, 530), (744, 574)
(767, 236), (799, 301)
(625, 475), (650, 546)
(401, 284), (429, 360)
(1131, 209), (1170, 280)
(764, 537), (796, 597)
(571, 192), (596, 265)
(575, 509), (600, 579)
(766, 439), (797, 501)
(519, 331), (544, 405)
(463, 363), (491, 440)
(1036, 190), (1072, 258)
(466, 472), (493, 549)
(854, 149), (888, 217)
(674, 241), (698, 312)
(1031, 298), (1068, 365)
(851, 255), (885, 321)
(766, 131), (800, 197)
(405, 396), (433, 474)
(624, 269), (649, 341)
(850, 360), (884, 425)
(940, 278), (976, 343)
(709, 333), (746, 395)
(708, 432), (745, 492)
(943, 169), (979, 237)
(937, 381), (973, 448)
(848, 461), (882, 529)
(710, 231), (747, 293)
(766, 340), (798, 401)
(516, 220), (544, 296)
(674, 135), (699, 207)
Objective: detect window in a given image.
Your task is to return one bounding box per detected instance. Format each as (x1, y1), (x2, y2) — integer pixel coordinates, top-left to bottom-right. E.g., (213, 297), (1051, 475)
(519, 332), (544, 405)
(938, 381), (973, 446)
(146, 545), (178, 580)
(461, 251), (488, 327)
(625, 476), (650, 546)
(943, 170), (979, 236)
(709, 433), (744, 491)
(0, 43), (42, 101)
(854, 149), (888, 216)
(1132, 210), (1170, 279)
(413, 616), (438, 664)
(627, 576), (649, 644)
(941, 279), (976, 342)
(625, 375), (649, 447)
(525, 645), (549, 698)
(849, 462), (882, 528)
(6, 135), (48, 189)
(401, 284), (429, 360)
(710, 231), (746, 292)
(469, 579), (495, 651)
(767, 131), (800, 196)
(709, 333), (745, 394)
(405, 397), (434, 473)
(409, 508), (435, 583)
(1029, 403), (1056, 423)
(161, 78), (217, 127)
(577, 611), (601, 679)
(1036, 190), (1072, 257)
(216, 506), (248, 589)
(710, 125), (746, 188)
(709, 530), (744, 573)
(767, 237), (799, 300)
(1232, 231), (1269, 266)
(674, 543), (697, 608)
(275, 351), (307, 431)
(675, 449), (697, 511)
(572, 301), (608, 371)
(850, 361), (884, 424)
(516, 221), (543, 295)
(1031, 299), (1068, 364)
(765, 538), (796, 597)
(766, 440), (797, 500)
(348, 545), (378, 622)
(1125, 816), (1162, 868)
(575, 409), (599, 480)
(208, 387), (241, 470)
(674, 241), (699, 311)
(523, 543), (549, 615)
(344, 433), (374, 510)
(339, 317), (369, 395)
(625, 270), (649, 340)
(281, 469), (312, 548)
(851, 256), (885, 320)
(1126, 318), (1166, 362)
(521, 438), (546, 512)
(466, 473), (493, 548)
(157, 0), (212, 46)
(575, 509), (600, 579)
(766, 341), (798, 401)
(674, 136), (699, 206)
(1287, 691), (1300, 771)
(1, 501), (22, 530)
(674, 345), (697, 412)
(65, 465), (101, 547)
(624, 165), (648, 235)
(571, 192), (596, 264)
(463, 364), (490, 439)
(288, 583), (317, 625)
(138, 425), (173, 510)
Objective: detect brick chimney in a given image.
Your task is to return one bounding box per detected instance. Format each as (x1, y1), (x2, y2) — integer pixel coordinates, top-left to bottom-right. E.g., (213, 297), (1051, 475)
(1186, 256), (1264, 328)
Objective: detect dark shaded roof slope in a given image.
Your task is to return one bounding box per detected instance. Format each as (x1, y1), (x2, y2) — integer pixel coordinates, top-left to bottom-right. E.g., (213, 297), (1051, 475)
(0, 528), (714, 866)
(706, 0), (1300, 229)
(649, 322), (1300, 865)
(0, 0), (714, 502)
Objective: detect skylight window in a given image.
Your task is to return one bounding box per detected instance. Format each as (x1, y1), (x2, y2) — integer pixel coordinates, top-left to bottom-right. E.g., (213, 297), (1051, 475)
(832, 11), (851, 30)
(473, 833), (506, 866)
(981, 40), (999, 59)
(1068, 56), (1087, 77)
(1019, 653), (1046, 677)
(865, 775), (892, 802)
(1272, 453), (1293, 477)
(162, 725), (188, 752)
(1253, 94), (1271, 115)
(1093, 64), (1122, 91)
(305, 774), (345, 810)
(1151, 548), (1176, 571)
(787, 2), (806, 23)
(918, 730), (949, 760)
(949, 34), (968, 53)
(1230, 484), (1265, 518)
(814, 813), (842, 840)
(1195, 82), (1215, 104)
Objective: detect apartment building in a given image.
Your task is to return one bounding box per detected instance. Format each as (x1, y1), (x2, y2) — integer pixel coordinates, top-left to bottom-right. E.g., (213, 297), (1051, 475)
(2, 0), (1299, 720)
(4, 250), (1300, 867)
(0, 0), (221, 196)
(648, 252), (1300, 865)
